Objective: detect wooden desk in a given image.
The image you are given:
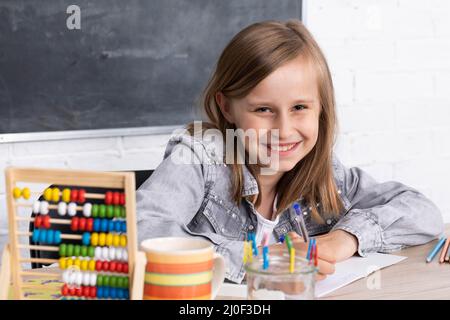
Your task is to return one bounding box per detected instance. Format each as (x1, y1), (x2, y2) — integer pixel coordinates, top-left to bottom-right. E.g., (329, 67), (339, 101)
(6, 225), (450, 300)
(320, 224), (450, 299)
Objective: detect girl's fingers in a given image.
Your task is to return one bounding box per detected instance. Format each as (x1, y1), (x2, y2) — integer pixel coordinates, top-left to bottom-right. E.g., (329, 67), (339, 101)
(287, 231), (302, 241)
(315, 273), (327, 281)
(317, 258), (335, 275)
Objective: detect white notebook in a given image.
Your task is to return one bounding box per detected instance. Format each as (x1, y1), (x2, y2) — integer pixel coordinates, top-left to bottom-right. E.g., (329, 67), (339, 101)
(218, 253), (407, 299)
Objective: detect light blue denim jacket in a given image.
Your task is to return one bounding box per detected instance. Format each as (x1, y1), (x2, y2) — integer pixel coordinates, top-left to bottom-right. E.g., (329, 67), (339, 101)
(136, 131), (444, 283)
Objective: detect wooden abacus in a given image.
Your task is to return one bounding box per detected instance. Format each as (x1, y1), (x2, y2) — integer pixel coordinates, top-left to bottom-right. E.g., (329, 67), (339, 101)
(1, 167), (145, 300)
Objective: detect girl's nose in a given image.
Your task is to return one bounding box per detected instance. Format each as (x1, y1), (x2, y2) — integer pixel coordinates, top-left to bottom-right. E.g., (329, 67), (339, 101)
(274, 112), (296, 141)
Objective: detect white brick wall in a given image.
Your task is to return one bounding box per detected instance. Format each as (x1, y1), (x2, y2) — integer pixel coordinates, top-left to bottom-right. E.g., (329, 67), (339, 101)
(306, 0), (450, 223)
(1, 0), (450, 263)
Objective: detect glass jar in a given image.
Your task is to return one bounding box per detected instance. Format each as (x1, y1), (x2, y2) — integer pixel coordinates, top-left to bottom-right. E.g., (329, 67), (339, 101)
(244, 252), (316, 300)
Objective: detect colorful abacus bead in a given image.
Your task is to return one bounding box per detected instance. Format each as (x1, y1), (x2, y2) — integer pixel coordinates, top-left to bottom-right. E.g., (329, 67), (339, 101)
(62, 188), (71, 202)
(93, 219), (101, 232)
(43, 215), (51, 228)
(32, 229), (61, 244)
(70, 189), (78, 202)
(86, 218), (94, 232)
(106, 233), (113, 246)
(34, 215), (43, 228)
(68, 202), (77, 217)
(92, 204), (99, 218)
(71, 217), (79, 231)
(52, 188), (60, 202)
(114, 206), (121, 218)
(83, 203), (92, 217)
(58, 202), (67, 216)
(79, 217), (87, 231)
(32, 201), (40, 214)
(13, 187), (22, 199)
(113, 192), (120, 205)
(13, 187), (31, 199)
(119, 193), (125, 205)
(78, 189), (86, 204)
(106, 205), (114, 219)
(105, 191), (113, 205)
(44, 188), (52, 201)
(59, 244), (67, 257)
(99, 205), (106, 218)
(100, 219), (108, 232)
(39, 201), (49, 215)
(82, 232), (91, 246)
(34, 215), (50, 229)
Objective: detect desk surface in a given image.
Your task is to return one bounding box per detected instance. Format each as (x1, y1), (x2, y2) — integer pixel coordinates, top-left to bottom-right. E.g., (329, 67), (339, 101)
(319, 224), (450, 300)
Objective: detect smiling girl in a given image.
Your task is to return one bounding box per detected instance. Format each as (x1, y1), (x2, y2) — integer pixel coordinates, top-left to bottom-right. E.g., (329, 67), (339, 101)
(136, 19), (443, 283)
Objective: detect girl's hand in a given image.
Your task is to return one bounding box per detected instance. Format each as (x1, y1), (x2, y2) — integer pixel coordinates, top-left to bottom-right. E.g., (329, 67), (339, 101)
(289, 229), (359, 263)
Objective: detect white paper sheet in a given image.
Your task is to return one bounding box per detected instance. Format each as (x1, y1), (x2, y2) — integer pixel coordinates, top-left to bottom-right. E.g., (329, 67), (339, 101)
(315, 253), (407, 298)
(217, 253), (407, 299)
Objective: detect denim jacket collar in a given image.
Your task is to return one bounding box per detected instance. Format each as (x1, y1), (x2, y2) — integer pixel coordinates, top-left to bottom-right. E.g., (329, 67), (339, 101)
(241, 164), (259, 197)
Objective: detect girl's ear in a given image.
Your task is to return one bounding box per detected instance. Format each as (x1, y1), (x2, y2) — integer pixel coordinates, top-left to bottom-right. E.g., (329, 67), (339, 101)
(215, 92), (235, 124)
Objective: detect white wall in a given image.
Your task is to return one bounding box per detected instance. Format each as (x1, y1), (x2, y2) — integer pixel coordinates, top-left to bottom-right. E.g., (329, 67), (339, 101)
(1, 0), (450, 262)
(305, 0), (450, 221)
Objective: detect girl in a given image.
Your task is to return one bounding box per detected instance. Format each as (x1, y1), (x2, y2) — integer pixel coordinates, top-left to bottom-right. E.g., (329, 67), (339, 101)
(136, 19), (443, 283)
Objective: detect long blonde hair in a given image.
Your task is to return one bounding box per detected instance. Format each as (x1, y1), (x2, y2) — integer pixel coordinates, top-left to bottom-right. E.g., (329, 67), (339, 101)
(187, 19), (343, 222)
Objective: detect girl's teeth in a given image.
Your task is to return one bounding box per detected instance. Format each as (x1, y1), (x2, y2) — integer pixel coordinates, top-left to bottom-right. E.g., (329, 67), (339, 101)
(270, 143), (296, 151)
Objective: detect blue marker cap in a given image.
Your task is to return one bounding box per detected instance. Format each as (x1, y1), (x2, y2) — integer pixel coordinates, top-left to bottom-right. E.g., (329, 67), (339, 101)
(293, 203), (301, 215)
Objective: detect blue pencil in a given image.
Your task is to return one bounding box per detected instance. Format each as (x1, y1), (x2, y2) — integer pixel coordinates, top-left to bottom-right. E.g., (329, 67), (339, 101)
(306, 238), (313, 261)
(426, 237), (446, 263)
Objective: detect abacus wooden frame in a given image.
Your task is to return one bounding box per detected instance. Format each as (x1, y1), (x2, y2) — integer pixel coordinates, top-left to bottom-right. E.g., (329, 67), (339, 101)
(4, 167), (139, 300)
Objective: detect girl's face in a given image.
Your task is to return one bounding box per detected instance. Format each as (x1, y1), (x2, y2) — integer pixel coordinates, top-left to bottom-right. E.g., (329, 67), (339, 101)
(217, 55), (321, 173)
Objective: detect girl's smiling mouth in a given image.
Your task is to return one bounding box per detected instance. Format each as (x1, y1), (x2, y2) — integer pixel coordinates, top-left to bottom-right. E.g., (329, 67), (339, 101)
(263, 141), (302, 156)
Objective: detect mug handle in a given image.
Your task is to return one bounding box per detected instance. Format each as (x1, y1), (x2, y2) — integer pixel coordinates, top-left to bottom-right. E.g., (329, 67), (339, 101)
(211, 252), (226, 299)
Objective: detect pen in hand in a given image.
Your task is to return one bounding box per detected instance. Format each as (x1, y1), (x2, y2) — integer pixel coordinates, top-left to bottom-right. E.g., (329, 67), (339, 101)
(293, 203), (309, 243)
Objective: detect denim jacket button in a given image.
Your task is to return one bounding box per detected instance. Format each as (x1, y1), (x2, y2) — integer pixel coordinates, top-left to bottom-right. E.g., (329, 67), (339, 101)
(338, 189), (342, 194)
(231, 213), (236, 218)
(221, 227), (226, 233)
(248, 225), (254, 230)
(326, 219), (332, 225)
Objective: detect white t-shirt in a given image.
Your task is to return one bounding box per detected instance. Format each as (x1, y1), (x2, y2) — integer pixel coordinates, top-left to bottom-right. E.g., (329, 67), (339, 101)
(253, 194), (280, 246)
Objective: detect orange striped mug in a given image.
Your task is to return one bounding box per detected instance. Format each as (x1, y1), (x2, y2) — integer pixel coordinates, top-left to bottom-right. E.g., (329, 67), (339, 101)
(140, 237), (226, 300)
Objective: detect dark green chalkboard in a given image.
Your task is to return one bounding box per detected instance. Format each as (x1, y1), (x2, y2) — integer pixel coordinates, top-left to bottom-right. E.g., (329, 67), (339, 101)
(0, 0), (302, 134)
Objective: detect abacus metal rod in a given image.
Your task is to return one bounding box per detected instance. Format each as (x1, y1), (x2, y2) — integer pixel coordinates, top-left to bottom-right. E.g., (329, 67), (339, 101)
(20, 271), (60, 278)
(21, 284), (60, 289)
(20, 258), (59, 264)
(18, 244), (59, 251)
(16, 216), (71, 225)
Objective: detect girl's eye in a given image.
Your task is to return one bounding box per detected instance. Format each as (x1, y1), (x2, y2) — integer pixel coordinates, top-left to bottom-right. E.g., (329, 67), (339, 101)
(255, 107), (272, 113)
(293, 104), (307, 111)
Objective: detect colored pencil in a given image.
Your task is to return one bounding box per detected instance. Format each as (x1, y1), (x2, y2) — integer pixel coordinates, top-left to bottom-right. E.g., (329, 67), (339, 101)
(426, 237), (446, 263)
(439, 237), (450, 263)
(262, 232), (270, 270)
(290, 248), (295, 273)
